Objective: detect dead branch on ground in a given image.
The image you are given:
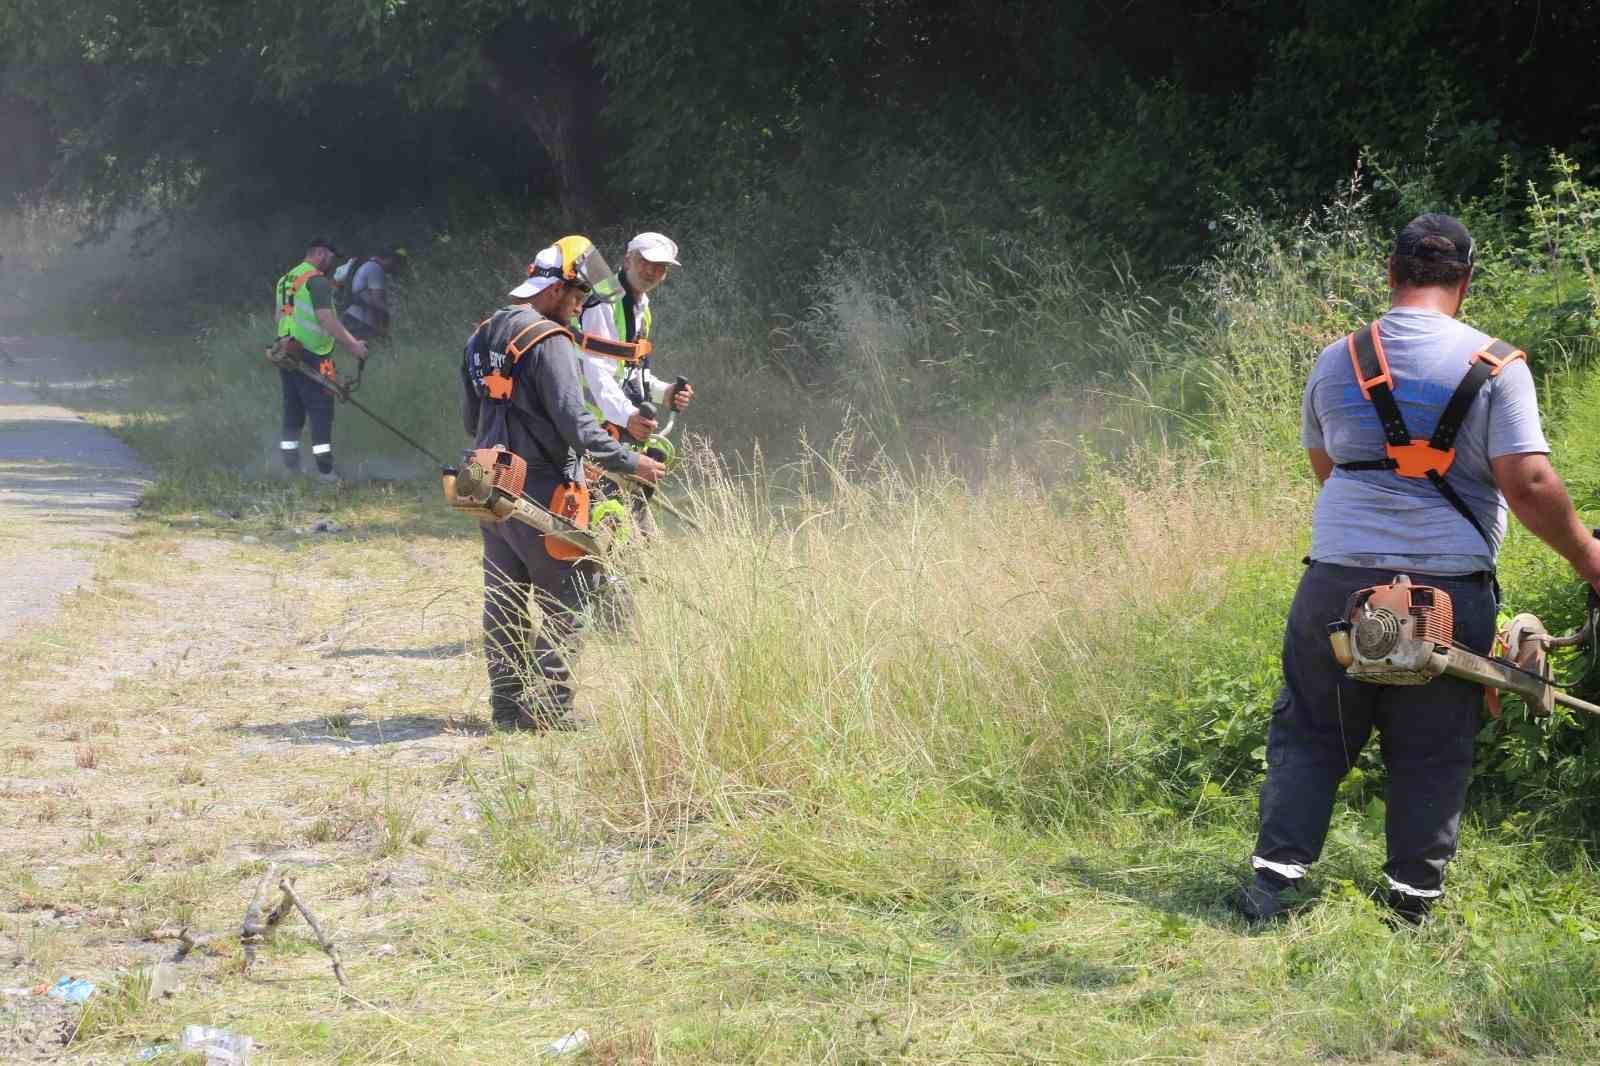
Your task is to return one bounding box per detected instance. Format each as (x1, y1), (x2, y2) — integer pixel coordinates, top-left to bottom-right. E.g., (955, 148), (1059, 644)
(237, 863), (348, 991)
(279, 875), (348, 990)
(239, 863), (279, 971)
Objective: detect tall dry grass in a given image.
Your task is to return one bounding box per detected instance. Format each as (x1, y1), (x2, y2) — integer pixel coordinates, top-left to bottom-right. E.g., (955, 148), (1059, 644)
(577, 428), (1306, 855)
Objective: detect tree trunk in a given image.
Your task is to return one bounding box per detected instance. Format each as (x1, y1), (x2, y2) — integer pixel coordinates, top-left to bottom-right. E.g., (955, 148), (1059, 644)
(479, 32), (602, 228)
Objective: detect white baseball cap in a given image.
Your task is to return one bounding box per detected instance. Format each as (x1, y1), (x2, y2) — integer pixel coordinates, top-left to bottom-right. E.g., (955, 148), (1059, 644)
(627, 232), (681, 266)
(508, 244), (565, 299)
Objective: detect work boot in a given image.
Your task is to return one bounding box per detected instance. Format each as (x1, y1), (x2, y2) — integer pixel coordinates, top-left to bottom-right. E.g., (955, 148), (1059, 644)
(490, 692), (577, 733)
(1381, 889), (1435, 928)
(1230, 871), (1302, 925)
(316, 469), (342, 487)
(492, 707), (578, 733)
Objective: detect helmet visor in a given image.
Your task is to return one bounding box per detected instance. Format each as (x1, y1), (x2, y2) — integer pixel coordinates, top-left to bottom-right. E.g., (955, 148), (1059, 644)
(574, 245), (621, 304)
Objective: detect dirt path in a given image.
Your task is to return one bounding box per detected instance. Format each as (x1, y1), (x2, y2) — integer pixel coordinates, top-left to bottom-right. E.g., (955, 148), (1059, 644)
(0, 338), (580, 1062)
(0, 338), (149, 640)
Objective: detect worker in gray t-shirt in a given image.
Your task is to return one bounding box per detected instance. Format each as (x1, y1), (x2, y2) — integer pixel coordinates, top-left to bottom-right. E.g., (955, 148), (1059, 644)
(338, 248), (404, 341)
(1302, 305), (1547, 572)
(1234, 213), (1600, 928)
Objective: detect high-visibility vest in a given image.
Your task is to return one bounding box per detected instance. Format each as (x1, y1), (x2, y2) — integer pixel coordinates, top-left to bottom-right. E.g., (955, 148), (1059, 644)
(596, 294), (654, 385)
(275, 262), (334, 356)
(582, 293), (654, 425)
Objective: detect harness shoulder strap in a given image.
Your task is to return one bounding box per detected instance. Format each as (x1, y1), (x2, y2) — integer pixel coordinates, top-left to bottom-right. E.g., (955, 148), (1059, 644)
(506, 319), (573, 361)
(1346, 323), (1410, 447)
(1427, 361), (1493, 452)
(1426, 337), (1527, 451)
(278, 268), (320, 313)
(488, 313), (579, 480)
(1476, 338), (1527, 375)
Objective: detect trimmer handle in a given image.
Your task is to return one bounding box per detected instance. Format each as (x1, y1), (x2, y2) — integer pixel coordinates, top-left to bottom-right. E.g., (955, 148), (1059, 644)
(655, 376), (689, 438)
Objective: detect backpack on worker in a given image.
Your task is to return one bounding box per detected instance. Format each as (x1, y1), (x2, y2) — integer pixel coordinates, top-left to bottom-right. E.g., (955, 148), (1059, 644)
(332, 256), (374, 316)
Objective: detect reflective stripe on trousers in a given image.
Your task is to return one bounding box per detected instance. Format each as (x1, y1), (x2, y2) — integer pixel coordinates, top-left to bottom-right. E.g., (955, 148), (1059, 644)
(1252, 856), (1308, 882)
(1386, 875), (1444, 899)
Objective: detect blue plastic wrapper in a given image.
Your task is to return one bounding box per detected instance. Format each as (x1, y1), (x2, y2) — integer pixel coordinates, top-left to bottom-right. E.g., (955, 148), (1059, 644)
(46, 977), (95, 1005)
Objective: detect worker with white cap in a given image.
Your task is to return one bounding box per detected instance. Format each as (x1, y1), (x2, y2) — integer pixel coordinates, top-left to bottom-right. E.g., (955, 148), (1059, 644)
(460, 235), (666, 730)
(578, 231), (695, 443)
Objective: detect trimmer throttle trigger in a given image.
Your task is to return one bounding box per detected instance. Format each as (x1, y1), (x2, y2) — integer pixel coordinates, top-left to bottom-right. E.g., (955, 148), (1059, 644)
(638, 401), (659, 422)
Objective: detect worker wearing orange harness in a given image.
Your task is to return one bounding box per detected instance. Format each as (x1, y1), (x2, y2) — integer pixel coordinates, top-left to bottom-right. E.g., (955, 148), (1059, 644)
(273, 237), (369, 482)
(461, 238), (667, 730)
(1233, 214), (1600, 926)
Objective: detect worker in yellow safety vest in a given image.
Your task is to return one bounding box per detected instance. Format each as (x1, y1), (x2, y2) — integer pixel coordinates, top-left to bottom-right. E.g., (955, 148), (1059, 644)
(578, 232), (694, 447)
(273, 237), (370, 482)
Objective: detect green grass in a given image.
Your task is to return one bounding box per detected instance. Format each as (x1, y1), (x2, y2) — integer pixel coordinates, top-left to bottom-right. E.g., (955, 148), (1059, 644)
(16, 165), (1600, 1062)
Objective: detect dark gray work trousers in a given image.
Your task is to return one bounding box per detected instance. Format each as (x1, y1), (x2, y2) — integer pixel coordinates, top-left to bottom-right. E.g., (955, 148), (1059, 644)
(479, 515), (597, 719)
(1250, 561), (1496, 899)
(279, 364), (336, 473)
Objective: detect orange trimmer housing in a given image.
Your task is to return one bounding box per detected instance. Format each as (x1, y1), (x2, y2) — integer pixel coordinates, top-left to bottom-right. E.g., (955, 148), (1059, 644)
(468, 447), (528, 498)
(1345, 577), (1455, 649)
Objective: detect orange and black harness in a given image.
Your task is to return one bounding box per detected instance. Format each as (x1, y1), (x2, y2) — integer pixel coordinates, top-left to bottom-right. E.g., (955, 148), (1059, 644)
(469, 317), (572, 403)
(273, 268), (339, 380)
(1336, 321), (1526, 549)
(464, 313), (601, 560)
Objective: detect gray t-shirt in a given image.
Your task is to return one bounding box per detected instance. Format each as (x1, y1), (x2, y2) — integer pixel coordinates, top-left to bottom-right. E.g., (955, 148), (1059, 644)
(346, 259), (386, 327)
(1302, 306), (1548, 574)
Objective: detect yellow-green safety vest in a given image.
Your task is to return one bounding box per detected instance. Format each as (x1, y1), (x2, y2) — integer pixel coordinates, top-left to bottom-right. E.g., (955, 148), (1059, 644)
(275, 262), (335, 356)
(582, 297), (654, 425)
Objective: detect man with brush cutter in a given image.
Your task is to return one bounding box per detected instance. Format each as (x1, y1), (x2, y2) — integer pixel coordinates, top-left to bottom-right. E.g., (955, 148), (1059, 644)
(1232, 213), (1600, 927)
(460, 236), (666, 731)
(575, 231), (696, 624)
(270, 237), (369, 483)
(578, 231), (694, 470)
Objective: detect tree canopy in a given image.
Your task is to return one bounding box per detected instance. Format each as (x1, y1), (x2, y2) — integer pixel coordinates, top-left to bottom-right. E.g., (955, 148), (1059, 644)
(4, 0), (1599, 263)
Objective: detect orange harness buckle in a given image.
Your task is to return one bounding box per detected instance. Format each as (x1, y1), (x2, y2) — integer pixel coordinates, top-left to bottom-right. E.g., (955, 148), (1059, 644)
(1384, 440), (1455, 479)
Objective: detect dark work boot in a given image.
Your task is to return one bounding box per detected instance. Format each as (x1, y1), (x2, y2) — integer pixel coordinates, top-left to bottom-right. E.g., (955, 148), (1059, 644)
(522, 692), (578, 732)
(489, 686), (530, 731)
(491, 691), (577, 733)
(1382, 889), (1435, 928)
(1230, 870), (1303, 926)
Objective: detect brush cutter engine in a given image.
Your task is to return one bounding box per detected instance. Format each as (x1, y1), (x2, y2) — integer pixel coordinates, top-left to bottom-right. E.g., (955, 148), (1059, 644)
(1333, 575), (1455, 685)
(1328, 574), (1600, 718)
(441, 448), (608, 557)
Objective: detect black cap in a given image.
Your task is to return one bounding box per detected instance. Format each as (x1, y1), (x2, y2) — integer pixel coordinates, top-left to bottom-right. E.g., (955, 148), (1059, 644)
(306, 236), (341, 257)
(1394, 213), (1473, 266)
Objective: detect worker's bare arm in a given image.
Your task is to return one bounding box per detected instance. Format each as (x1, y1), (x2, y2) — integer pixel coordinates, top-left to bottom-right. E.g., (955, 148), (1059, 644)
(1493, 451), (1600, 587)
